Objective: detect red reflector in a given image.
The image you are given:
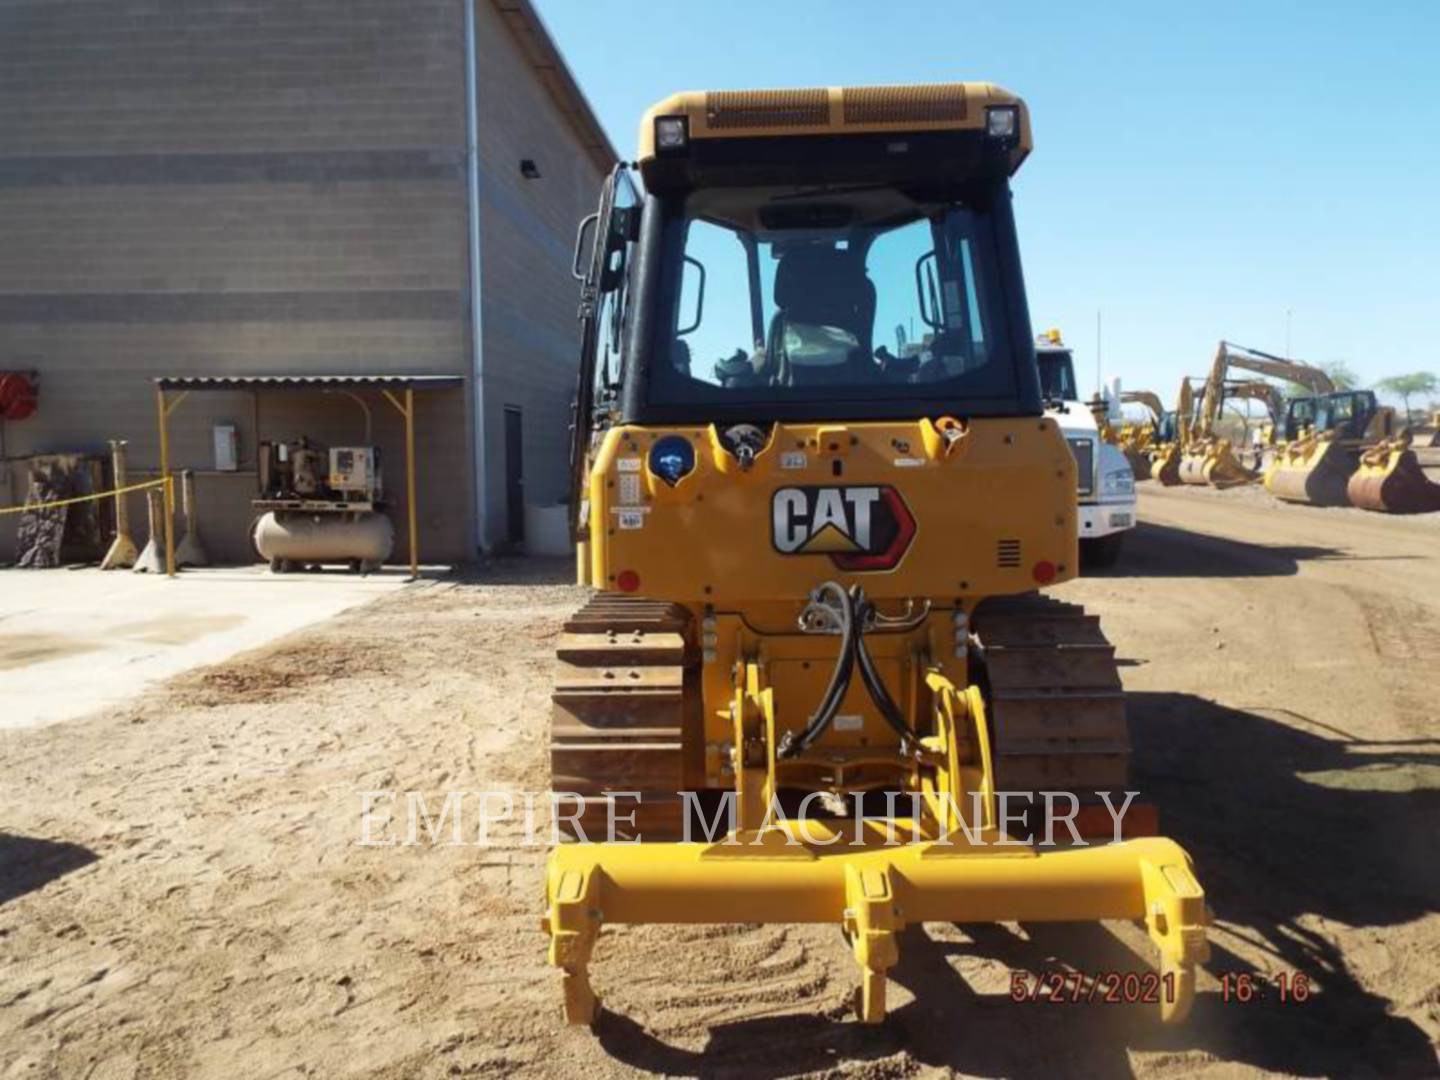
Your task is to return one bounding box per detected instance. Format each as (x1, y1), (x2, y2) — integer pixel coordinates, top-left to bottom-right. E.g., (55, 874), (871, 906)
(615, 570), (641, 593)
(1032, 560), (1057, 584)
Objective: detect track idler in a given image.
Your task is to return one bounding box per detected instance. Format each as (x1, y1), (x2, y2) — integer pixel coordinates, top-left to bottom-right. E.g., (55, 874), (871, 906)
(1265, 437), (1357, 507)
(1346, 436), (1440, 513)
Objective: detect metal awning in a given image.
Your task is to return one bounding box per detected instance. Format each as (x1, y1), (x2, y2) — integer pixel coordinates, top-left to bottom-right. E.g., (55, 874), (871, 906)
(154, 374), (463, 391)
(151, 373), (461, 578)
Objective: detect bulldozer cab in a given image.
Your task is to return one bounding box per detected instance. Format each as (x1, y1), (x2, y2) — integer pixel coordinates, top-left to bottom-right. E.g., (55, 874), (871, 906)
(570, 95), (1042, 471)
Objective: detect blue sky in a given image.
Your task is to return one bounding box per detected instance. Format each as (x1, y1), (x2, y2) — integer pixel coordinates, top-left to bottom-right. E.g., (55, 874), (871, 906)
(535, 0), (1440, 406)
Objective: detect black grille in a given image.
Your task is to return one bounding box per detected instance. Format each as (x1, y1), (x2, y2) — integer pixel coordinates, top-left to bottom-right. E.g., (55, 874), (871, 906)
(1067, 438), (1095, 495)
(996, 539), (1022, 568)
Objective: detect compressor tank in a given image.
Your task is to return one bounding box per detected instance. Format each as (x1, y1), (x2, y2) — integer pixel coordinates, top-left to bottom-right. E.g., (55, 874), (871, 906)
(252, 511), (394, 570)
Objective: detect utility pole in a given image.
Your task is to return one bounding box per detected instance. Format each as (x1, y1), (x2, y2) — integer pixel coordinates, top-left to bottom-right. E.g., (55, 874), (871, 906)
(1095, 309), (1103, 395)
(1285, 308), (1292, 360)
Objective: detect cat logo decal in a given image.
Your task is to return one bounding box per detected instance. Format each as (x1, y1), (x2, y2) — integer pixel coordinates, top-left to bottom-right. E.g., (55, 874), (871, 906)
(771, 486), (916, 571)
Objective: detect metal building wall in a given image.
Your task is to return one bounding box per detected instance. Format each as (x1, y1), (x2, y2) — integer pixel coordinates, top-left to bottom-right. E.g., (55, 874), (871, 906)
(0, 0), (608, 563)
(471, 0), (608, 549)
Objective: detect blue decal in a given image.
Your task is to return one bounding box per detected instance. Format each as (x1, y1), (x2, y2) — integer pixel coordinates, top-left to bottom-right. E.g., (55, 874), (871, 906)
(649, 435), (695, 486)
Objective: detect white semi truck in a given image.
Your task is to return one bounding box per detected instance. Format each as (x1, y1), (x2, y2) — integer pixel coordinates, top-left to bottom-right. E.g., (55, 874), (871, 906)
(1035, 333), (1135, 567)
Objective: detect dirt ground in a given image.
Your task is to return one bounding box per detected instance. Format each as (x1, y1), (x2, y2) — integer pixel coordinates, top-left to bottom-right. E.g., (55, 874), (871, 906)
(2, 484), (1437, 1078)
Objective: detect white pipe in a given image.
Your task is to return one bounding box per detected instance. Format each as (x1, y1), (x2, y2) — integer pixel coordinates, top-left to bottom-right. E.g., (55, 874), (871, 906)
(464, 0), (489, 553)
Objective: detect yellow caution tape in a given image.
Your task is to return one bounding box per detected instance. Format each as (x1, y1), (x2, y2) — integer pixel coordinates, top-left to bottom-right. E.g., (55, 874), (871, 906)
(0, 476), (171, 516)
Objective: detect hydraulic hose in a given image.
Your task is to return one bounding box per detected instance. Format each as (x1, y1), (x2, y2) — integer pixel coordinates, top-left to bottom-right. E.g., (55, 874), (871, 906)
(778, 581), (856, 758)
(852, 589), (914, 748)
(778, 583), (915, 758)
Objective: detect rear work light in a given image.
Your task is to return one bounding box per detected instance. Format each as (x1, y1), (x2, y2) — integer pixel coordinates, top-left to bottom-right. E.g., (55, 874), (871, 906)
(985, 105), (1019, 141)
(654, 115), (689, 153)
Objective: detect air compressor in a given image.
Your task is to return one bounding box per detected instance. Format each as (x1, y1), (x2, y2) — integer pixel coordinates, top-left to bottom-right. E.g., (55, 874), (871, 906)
(251, 438), (393, 572)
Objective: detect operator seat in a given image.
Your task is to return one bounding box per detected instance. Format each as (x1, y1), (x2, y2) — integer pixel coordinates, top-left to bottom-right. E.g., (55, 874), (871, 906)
(766, 246), (876, 386)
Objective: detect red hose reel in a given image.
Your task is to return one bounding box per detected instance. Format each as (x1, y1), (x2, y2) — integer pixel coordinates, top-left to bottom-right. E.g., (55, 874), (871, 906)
(0, 373), (37, 420)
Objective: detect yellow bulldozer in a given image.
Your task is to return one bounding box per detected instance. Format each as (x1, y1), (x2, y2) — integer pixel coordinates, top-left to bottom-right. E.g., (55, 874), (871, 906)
(1178, 342), (1333, 489)
(546, 82), (1208, 1028)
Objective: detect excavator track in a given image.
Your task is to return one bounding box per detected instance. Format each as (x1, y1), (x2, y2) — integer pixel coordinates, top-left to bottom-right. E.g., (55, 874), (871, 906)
(550, 595), (695, 841)
(972, 594), (1133, 828)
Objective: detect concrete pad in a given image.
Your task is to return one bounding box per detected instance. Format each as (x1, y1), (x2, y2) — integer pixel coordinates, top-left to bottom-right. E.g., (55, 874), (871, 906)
(0, 566), (421, 730)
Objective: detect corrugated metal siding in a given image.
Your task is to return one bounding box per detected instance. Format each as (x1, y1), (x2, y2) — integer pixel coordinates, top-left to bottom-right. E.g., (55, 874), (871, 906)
(472, 0), (608, 547)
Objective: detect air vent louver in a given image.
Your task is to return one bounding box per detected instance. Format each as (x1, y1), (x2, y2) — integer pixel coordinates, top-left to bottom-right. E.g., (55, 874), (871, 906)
(997, 539), (1022, 568)
(704, 89), (830, 129)
(842, 84), (968, 125)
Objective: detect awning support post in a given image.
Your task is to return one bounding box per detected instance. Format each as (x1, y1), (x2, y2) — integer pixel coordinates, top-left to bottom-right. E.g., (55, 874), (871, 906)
(154, 386), (187, 578)
(383, 388), (420, 581)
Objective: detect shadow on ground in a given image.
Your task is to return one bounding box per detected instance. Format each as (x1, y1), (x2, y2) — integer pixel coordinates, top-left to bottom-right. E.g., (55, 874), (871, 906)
(1090, 520), (1358, 579)
(592, 693), (1439, 1078)
(0, 832), (98, 906)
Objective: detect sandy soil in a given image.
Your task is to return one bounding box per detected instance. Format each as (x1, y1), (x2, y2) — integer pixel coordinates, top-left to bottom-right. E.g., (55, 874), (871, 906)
(0, 566), (413, 730)
(2, 487), (1437, 1078)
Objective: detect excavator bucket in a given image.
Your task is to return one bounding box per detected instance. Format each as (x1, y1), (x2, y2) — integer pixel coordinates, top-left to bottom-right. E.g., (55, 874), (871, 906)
(1153, 444), (1182, 486)
(1346, 438), (1440, 513)
(1179, 439), (1255, 489)
(1124, 445), (1152, 482)
(1265, 437), (1357, 507)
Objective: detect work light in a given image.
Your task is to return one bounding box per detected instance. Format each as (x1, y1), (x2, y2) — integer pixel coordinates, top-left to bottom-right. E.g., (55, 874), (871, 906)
(985, 105), (1019, 140)
(654, 116), (688, 152)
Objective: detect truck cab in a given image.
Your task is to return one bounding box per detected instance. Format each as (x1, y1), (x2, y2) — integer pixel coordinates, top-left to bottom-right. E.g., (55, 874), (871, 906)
(1035, 336), (1135, 566)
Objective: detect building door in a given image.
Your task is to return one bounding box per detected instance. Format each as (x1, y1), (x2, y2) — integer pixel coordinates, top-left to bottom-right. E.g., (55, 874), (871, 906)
(504, 406), (524, 545)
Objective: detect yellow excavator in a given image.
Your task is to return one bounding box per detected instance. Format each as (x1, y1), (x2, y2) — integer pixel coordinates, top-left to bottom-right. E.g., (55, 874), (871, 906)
(1266, 389), (1396, 506)
(1179, 342), (1332, 489)
(1149, 379), (1194, 486)
(547, 82), (1208, 1028)
(1117, 390), (1163, 480)
(1220, 379), (1286, 472)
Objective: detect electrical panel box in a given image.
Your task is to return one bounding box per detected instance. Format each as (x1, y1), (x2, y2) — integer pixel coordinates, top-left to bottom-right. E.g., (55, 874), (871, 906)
(213, 425), (239, 472)
(328, 446), (379, 497)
